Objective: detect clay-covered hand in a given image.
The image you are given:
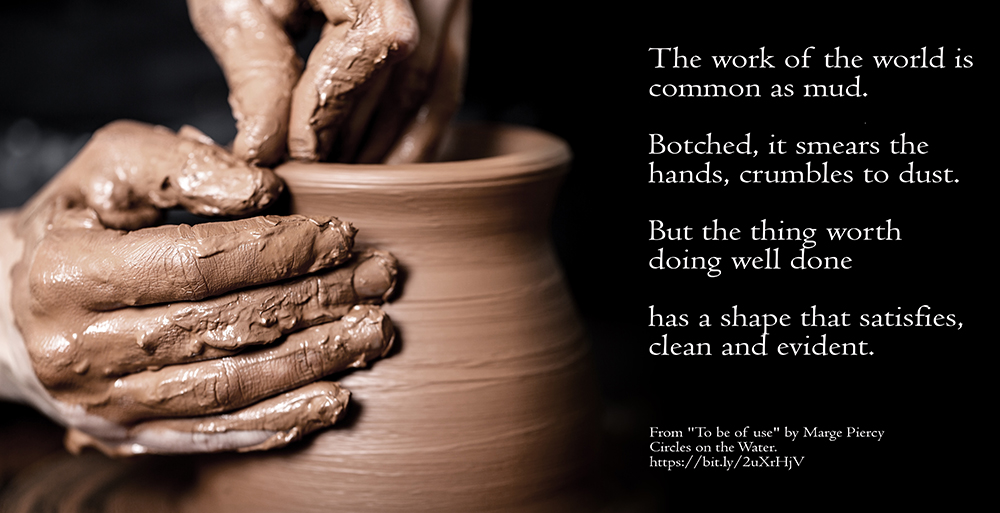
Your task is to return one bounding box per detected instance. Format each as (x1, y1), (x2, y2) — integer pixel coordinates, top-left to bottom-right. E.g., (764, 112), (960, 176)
(0, 120), (397, 456)
(187, 0), (469, 165)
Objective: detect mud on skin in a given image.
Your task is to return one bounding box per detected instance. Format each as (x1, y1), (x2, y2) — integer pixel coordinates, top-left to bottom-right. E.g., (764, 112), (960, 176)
(187, 0), (468, 164)
(0, 121), (398, 455)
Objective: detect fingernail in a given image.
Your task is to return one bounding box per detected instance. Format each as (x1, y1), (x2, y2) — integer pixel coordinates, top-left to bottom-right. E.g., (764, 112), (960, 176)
(344, 305), (394, 361)
(307, 385), (351, 425)
(353, 251), (398, 300)
(302, 216), (356, 271)
(253, 168), (284, 209)
(332, 217), (357, 246)
(235, 115), (285, 166)
(179, 156), (283, 216)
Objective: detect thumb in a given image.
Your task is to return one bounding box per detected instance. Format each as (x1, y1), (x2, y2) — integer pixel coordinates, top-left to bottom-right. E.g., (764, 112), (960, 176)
(49, 121), (283, 231)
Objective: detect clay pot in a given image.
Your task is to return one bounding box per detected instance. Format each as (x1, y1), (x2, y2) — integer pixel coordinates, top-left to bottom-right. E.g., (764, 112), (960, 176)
(180, 124), (600, 512)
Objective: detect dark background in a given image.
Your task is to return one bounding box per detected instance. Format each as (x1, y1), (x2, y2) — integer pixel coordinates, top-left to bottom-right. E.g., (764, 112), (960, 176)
(0, 2), (985, 509)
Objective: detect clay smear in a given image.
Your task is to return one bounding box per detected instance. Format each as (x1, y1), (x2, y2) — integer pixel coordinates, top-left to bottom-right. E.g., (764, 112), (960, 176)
(8, 120), (398, 455)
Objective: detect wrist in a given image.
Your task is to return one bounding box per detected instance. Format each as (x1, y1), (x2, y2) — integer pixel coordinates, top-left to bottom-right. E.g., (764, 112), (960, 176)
(0, 209), (27, 402)
(0, 210), (76, 424)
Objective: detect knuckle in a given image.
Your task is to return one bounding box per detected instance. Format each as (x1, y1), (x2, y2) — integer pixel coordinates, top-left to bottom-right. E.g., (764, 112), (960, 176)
(175, 247), (209, 295)
(90, 120), (138, 147)
(134, 369), (227, 415)
(201, 360), (240, 411)
(27, 333), (81, 389)
(191, 371), (225, 412)
(159, 241), (211, 301)
(119, 362), (236, 416)
(27, 238), (88, 312)
(296, 336), (323, 381)
(368, 3), (419, 51)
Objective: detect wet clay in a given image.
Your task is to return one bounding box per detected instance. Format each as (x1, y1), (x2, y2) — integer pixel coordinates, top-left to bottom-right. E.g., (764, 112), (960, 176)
(188, 0), (465, 165)
(188, 0), (420, 164)
(4, 120), (398, 455)
(65, 380), (352, 455)
(19, 121), (283, 232)
(178, 124), (600, 512)
(187, 0), (304, 165)
(1, 125), (597, 512)
(356, 0), (469, 164)
(287, 0), (419, 160)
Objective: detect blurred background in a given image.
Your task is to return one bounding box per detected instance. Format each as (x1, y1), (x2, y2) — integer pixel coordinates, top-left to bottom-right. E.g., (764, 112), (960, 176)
(0, 1), (600, 206)
(1, 2), (985, 508)
(0, 0), (653, 504)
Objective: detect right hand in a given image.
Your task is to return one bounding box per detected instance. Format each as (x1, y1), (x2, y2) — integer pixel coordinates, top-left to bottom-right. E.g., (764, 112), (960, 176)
(0, 120), (397, 456)
(187, 0), (469, 164)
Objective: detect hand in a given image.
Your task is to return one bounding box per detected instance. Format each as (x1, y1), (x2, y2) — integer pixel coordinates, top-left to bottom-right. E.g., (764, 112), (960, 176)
(0, 120), (397, 455)
(187, 0), (469, 165)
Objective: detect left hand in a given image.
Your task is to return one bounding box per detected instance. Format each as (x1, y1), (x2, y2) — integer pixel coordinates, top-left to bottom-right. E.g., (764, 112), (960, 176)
(0, 120), (397, 455)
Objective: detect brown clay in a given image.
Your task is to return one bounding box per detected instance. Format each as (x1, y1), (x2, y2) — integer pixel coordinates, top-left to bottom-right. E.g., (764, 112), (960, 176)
(358, 0), (469, 164)
(188, 0), (465, 164)
(0, 124), (598, 512)
(178, 124), (600, 512)
(1, 120), (398, 456)
(187, 0), (304, 165)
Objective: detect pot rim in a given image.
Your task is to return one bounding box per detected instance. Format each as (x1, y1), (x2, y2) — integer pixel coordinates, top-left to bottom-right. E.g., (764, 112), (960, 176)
(275, 123), (571, 188)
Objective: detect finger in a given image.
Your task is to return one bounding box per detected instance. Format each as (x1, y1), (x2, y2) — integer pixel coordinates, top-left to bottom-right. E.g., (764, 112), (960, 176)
(31, 214), (356, 311)
(259, 0), (307, 27)
(99, 305), (392, 423)
(355, 0), (459, 163)
(29, 120), (283, 231)
(75, 251), (397, 376)
(332, 67), (394, 162)
(382, 0), (468, 164)
(188, 0), (302, 165)
(66, 382), (350, 456)
(288, 0), (419, 161)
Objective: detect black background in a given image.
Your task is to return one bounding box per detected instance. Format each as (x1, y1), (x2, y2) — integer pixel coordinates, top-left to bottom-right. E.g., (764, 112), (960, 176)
(0, 2), (986, 510)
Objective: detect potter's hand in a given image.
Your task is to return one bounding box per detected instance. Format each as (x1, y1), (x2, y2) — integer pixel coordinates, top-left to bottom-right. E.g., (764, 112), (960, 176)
(188, 0), (468, 164)
(0, 121), (396, 456)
